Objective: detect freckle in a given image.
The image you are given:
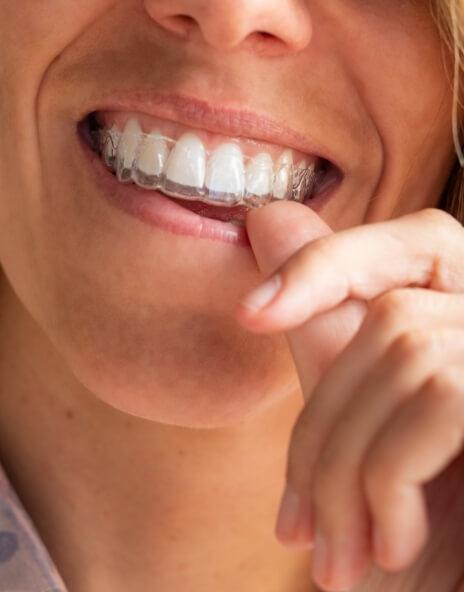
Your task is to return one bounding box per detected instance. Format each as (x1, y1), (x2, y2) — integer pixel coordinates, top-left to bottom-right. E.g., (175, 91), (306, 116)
(65, 409), (74, 420)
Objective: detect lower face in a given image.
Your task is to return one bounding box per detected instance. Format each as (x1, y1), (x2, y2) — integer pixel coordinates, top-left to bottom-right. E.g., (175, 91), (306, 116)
(0, 1), (458, 427)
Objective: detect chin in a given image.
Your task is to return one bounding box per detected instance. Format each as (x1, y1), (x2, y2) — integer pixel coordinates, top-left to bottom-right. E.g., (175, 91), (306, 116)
(52, 300), (299, 428)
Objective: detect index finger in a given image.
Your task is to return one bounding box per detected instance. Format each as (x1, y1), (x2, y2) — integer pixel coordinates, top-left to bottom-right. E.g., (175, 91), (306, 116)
(239, 208), (464, 332)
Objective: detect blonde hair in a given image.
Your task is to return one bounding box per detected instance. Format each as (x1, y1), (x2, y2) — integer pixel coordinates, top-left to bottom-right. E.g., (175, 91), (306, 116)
(432, 0), (464, 222)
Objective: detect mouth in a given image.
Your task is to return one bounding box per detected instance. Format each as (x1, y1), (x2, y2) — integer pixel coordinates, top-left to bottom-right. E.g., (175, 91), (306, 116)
(76, 95), (343, 246)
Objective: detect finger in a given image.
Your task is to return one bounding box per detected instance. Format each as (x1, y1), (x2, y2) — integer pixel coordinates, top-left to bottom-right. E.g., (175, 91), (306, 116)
(274, 290), (424, 548)
(244, 200), (334, 275)
(307, 327), (464, 589)
(287, 298), (365, 394)
(238, 208), (464, 333)
(241, 197), (367, 390)
(364, 366), (464, 571)
(278, 291), (464, 503)
(276, 293), (464, 548)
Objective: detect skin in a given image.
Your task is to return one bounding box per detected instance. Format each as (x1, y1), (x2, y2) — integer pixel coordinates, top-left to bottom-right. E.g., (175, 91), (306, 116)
(0, 0), (462, 591)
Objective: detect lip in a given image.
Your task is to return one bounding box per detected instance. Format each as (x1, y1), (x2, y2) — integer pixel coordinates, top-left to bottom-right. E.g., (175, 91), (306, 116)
(77, 91), (343, 173)
(78, 120), (341, 249)
(78, 121), (252, 247)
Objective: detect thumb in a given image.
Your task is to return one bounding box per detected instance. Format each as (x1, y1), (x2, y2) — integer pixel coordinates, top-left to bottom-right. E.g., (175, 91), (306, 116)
(245, 200), (333, 275)
(244, 201), (367, 397)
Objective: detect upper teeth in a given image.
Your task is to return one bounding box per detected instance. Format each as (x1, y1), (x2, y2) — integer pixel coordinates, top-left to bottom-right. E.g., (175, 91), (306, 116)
(165, 133), (206, 189)
(138, 130), (169, 178)
(205, 142), (245, 197)
(96, 117), (318, 208)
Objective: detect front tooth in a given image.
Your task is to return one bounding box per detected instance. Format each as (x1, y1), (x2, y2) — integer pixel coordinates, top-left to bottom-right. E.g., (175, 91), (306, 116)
(133, 130), (169, 185)
(273, 149), (293, 199)
(165, 133), (206, 189)
(205, 143), (245, 202)
(115, 118), (143, 182)
(246, 152), (274, 197)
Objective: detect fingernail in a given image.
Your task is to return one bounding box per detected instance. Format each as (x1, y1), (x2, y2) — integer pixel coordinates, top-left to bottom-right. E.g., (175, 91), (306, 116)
(312, 530), (329, 584)
(240, 274), (281, 313)
(329, 541), (357, 590)
(275, 485), (303, 541)
(313, 534), (361, 591)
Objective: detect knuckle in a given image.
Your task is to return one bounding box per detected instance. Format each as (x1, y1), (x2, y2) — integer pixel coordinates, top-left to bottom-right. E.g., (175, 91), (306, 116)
(418, 208), (464, 249)
(423, 368), (464, 399)
(416, 209), (464, 292)
(368, 290), (414, 331)
(419, 207), (463, 231)
(388, 329), (433, 365)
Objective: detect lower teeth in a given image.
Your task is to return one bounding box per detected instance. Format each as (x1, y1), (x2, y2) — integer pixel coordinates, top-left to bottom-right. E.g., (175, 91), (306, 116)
(91, 124), (323, 210)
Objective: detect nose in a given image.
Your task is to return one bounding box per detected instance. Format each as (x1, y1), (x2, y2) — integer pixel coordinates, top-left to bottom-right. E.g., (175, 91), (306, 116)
(144, 0), (312, 55)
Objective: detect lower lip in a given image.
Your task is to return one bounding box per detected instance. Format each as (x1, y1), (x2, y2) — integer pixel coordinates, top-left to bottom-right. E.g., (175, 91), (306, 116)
(78, 126), (337, 248)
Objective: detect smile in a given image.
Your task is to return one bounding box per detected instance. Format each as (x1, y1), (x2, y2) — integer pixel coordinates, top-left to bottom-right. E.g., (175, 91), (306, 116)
(83, 110), (340, 218)
(77, 94), (343, 245)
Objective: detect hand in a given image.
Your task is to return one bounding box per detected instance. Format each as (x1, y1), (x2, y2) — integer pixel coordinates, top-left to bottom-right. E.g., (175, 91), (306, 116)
(236, 202), (464, 591)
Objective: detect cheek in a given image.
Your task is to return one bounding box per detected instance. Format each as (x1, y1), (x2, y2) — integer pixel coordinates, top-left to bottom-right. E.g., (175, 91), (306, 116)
(338, 6), (455, 214)
(0, 1), (113, 67)
(0, 0), (117, 283)
(341, 7), (452, 133)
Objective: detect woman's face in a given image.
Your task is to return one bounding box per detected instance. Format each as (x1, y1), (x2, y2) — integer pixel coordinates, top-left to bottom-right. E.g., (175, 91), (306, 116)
(0, 0), (456, 426)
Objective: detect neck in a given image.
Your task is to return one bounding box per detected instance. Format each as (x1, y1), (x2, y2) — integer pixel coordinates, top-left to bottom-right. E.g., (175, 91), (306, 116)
(0, 277), (314, 592)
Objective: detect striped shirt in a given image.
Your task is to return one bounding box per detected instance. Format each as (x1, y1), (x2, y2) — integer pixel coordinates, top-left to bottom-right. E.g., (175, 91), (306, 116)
(0, 465), (66, 591)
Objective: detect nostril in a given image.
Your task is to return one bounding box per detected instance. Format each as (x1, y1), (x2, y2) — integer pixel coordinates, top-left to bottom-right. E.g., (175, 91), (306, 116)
(175, 14), (196, 26)
(162, 14), (197, 36)
(247, 30), (287, 56)
(257, 31), (274, 40)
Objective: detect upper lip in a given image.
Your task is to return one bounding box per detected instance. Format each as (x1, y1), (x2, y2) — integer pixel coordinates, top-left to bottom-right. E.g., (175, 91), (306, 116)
(79, 90), (341, 171)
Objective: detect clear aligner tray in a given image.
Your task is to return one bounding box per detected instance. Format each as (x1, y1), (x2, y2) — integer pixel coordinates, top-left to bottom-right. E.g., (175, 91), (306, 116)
(92, 127), (319, 208)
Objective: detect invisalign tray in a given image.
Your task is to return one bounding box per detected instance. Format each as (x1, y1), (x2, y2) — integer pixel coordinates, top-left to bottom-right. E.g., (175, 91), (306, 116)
(92, 127), (319, 208)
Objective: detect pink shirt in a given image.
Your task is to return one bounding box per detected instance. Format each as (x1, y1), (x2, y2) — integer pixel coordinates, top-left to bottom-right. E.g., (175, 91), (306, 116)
(0, 465), (67, 591)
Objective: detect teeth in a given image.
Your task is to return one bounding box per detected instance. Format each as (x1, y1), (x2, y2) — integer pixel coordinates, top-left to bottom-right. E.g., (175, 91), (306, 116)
(205, 143), (245, 203)
(102, 125), (120, 167)
(165, 133), (206, 191)
(273, 150), (293, 200)
(115, 118), (142, 182)
(298, 159), (308, 172)
(95, 121), (320, 208)
(133, 130), (170, 187)
(245, 152), (274, 199)
(292, 159), (316, 201)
